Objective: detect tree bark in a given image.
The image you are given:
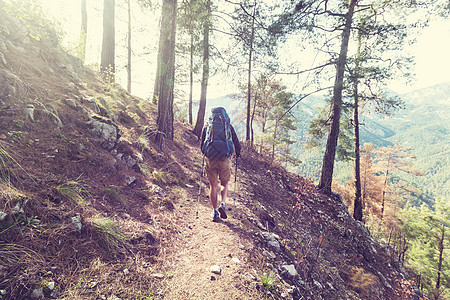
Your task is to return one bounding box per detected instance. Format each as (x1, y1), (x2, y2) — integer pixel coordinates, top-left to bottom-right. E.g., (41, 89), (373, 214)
(100, 0), (115, 82)
(80, 0), (87, 63)
(353, 32), (363, 221)
(317, 0), (357, 195)
(193, 0), (211, 138)
(435, 223), (445, 289)
(189, 33), (194, 125)
(246, 3), (256, 142)
(250, 92), (257, 146)
(154, 0), (177, 149)
(381, 165), (390, 219)
(126, 0), (131, 93)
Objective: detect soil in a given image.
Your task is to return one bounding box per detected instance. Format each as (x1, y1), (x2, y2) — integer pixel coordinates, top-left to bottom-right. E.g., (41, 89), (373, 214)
(0, 7), (420, 300)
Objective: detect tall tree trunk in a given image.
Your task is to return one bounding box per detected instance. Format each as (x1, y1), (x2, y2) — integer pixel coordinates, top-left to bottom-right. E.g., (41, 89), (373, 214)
(193, 0), (211, 138)
(435, 223), (445, 289)
(381, 163), (390, 219)
(154, 0), (177, 149)
(80, 0), (87, 63)
(353, 31), (363, 221)
(126, 0), (131, 93)
(100, 0), (115, 82)
(317, 0), (357, 195)
(272, 121), (278, 161)
(250, 92), (257, 146)
(189, 33), (194, 125)
(246, 3), (256, 142)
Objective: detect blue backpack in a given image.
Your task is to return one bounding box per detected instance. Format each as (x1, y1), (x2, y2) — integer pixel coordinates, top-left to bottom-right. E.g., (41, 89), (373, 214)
(202, 107), (235, 160)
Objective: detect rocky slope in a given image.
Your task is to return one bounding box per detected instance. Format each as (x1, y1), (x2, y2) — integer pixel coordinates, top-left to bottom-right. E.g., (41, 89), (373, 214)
(0, 5), (419, 300)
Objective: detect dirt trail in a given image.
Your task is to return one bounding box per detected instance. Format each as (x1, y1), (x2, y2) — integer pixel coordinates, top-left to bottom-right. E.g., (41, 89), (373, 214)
(158, 196), (262, 300)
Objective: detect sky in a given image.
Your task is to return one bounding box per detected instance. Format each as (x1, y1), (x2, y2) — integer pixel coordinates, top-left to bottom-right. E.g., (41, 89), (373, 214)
(36, 0), (450, 99)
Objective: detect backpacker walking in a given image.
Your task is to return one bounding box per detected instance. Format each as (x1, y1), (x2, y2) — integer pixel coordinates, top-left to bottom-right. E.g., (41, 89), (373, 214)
(200, 107), (241, 222)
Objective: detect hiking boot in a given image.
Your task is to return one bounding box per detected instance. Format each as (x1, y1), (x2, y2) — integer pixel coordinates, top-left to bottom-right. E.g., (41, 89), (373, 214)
(218, 203), (227, 219)
(211, 209), (220, 222)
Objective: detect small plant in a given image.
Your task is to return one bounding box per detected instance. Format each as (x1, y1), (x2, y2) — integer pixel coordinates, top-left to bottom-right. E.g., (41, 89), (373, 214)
(73, 276), (94, 295)
(152, 169), (172, 185)
(259, 271), (276, 291)
(6, 131), (23, 143)
(0, 144), (15, 184)
(137, 127), (152, 152)
(92, 217), (128, 252)
(103, 185), (126, 204)
(15, 119), (24, 128)
(133, 292), (154, 300)
(56, 175), (90, 205)
(14, 213), (43, 231)
(55, 133), (67, 142)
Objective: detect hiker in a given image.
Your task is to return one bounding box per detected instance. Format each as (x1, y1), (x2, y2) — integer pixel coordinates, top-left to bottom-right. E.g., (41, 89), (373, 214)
(200, 107), (241, 222)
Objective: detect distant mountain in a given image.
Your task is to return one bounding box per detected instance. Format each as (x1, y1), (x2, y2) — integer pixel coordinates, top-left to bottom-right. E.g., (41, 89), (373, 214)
(203, 82), (450, 199)
(375, 82), (450, 198)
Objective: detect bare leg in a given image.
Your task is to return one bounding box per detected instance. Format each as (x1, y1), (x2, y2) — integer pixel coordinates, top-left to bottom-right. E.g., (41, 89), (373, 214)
(220, 180), (229, 204)
(209, 180), (219, 209)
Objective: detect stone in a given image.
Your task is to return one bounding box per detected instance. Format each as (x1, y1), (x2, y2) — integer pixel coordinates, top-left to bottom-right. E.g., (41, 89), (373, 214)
(11, 197), (28, 215)
(267, 239), (281, 252)
(281, 264), (298, 278)
(85, 97), (100, 113)
(210, 265), (221, 275)
(263, 250), (276, 259)
(261, 232), (281, 252)
(47, 282), (55, 290)
(125, 176), (137, 187)
(24, 104), (35, 122)
(123, 269), (130, 275)
(313, 280), (322, 289)
(0, 211), (7, 222)
(0, 52), (6, 65)
(30, 288), (44, 299)
(71, 213), (82, 231)
(151, 273), (164, 279)
(151, 184), (167, 197)
(86, 116), (120, 150)
(231, 257), (241, 264)
(64, 99), (77, 109)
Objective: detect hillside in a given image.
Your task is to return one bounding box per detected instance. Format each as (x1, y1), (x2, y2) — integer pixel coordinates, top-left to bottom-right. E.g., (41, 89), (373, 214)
(0, 6), (419, 300)
(380, 84), (450, 199)
(281, 84), (450, 199)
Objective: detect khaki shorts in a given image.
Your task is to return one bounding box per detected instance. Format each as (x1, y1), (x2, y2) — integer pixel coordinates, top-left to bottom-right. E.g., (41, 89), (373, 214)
(205, 158), (231, 183)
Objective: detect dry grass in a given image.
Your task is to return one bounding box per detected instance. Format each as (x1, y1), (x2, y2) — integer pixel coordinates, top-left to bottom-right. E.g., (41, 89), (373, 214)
(56, 175), (91, 205)
(91, 216), (129, 253)
(340, 266), (378, 298)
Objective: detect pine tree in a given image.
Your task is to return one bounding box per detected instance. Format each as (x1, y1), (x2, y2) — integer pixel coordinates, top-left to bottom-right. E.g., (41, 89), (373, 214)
(154, 0), (178, 149)
(401, 197), (450, 298)
(100, 0), (115, 82)
(79, 0), (87, 63)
